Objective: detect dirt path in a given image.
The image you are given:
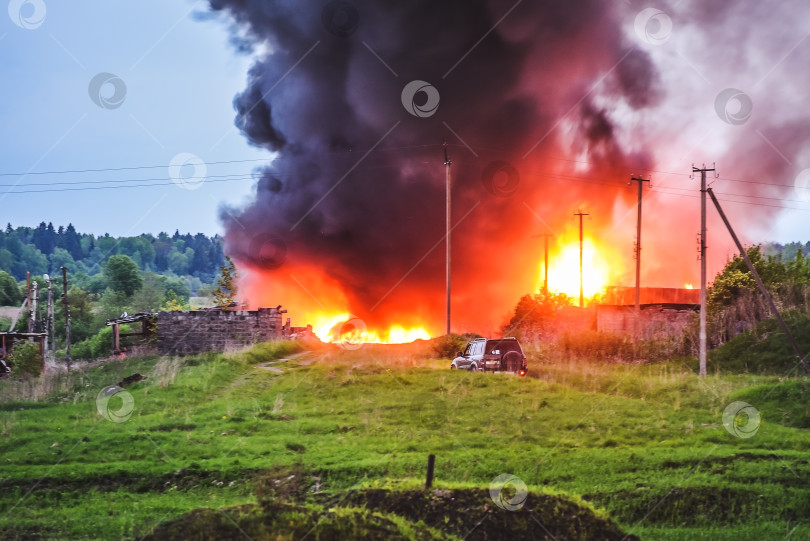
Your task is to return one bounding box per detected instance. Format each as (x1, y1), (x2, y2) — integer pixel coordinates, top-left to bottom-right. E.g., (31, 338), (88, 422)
(256, 351), (315, 373)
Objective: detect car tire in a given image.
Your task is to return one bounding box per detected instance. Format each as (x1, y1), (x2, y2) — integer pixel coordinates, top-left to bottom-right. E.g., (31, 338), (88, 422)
(450, 364), (457, 370)
(469, 363), (477, 372)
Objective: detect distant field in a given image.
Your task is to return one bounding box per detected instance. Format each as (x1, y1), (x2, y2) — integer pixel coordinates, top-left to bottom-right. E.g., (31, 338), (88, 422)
(188, 296), (215, 309)
(0, 340), (808, 539)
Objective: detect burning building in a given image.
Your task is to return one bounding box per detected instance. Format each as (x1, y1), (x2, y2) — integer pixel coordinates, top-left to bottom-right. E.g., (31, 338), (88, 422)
(205, 0), (807, 341)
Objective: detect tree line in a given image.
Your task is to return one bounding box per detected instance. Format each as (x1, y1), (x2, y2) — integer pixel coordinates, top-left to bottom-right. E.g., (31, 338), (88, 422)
(0, 224), (237, 363)
(0, 222), (226, 285)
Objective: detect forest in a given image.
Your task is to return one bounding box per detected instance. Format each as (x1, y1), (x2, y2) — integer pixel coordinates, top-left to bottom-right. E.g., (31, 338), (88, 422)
(0, 223), (229, 361)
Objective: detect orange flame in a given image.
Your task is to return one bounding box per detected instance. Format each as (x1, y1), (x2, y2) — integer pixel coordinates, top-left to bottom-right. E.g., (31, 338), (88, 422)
(312, 312), (430, 345)
(238, 265), (431, 345)
(538, 235), (624, 300)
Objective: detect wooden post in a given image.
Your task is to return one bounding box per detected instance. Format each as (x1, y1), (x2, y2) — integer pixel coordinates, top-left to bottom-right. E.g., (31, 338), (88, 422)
(61, 266), (71, 371)
(425, 454), (436, 489)
(113, 323), (120, 354)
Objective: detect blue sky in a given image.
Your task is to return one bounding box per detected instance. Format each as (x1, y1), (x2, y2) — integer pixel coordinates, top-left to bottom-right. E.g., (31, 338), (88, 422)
(0, 0), (267, 237)
(0, 0), (808, 246)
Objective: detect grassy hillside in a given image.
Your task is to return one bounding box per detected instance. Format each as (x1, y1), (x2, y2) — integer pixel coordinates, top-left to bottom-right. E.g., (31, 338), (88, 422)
(0, 342), (808, 539)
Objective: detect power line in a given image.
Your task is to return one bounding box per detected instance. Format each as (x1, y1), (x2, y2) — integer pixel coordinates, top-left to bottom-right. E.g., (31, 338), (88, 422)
(1, 176), (256, 195)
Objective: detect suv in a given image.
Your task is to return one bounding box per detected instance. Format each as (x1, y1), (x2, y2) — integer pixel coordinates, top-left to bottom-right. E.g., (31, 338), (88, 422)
(451, 337), (527, 376)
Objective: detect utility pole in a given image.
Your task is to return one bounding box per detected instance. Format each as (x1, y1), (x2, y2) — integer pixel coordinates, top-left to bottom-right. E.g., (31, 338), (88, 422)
(26, 272), (32, 333)
(630, 175), (650, 312)
(707, 188), (809, 374)
(693, 164), (715, 378)
(31, 280), (38, 332)
(533, 233), (554, 295)
(61, 266), (71, 371)
(44, 274), (55, 364)
(574, 210), (589, 308)
(444, 142), (452, 335)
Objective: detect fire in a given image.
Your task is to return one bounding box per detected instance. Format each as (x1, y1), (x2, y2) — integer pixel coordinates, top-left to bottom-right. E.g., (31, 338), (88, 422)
(539, 237), (621, 300)
(312, 312), (430, 346)
(684, 283), (694, 289)
(237, 266), (432, 345)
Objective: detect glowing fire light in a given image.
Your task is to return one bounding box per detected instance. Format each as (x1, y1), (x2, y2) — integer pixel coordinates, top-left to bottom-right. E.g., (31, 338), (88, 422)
(312, 313), (430, 346)
(539, 238), (618, 300)
(684, 283), (694, 289)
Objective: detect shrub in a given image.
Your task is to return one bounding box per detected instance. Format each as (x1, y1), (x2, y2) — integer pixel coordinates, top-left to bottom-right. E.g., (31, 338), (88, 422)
(69, 326), (113, 360)
(431, 333), (481, 359)
(10, 341), (43, 377)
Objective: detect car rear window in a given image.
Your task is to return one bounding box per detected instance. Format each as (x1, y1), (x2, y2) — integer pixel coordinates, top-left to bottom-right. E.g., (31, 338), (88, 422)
(485, 340), (521, 354)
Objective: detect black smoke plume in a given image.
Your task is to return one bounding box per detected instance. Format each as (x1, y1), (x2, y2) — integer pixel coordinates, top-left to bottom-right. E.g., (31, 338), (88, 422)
(206, 0), (668, 332)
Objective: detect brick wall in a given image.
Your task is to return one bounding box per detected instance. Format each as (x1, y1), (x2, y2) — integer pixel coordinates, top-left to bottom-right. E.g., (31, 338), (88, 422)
(157, 308), (284, 355)
(597, 305), (696, 338)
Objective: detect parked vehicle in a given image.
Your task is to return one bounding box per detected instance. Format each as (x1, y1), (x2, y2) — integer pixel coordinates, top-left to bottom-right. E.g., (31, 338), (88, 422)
(451, 337), (527, 376)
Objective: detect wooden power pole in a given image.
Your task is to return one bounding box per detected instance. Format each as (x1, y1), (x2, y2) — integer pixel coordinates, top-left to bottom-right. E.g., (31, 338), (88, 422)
(444, 143), (452, 335)
(574, 210), (589, 308)
(61, 266), (71, 370)
(26, 272), (32, 333)
(533, 233), (554, 295)
(693, 164), (715, 378)
(630, 175), (650, 312)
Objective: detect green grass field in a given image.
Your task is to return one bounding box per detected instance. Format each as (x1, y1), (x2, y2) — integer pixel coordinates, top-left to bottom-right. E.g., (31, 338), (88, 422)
(0, 339), (808, 539)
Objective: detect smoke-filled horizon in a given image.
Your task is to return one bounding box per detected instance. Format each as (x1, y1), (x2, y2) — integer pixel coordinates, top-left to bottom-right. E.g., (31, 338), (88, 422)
(206, 0), (810, 335)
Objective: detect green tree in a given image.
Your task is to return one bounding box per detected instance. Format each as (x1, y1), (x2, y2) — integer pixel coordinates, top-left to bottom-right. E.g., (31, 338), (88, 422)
(103, 255), (143, 296)
(213, 256), (238, 308)
(162, 290), (188, 311)
(503, 290), (572, 338)
(49, 247), (76, 275)
(54, 286), (96, 344)
(0, 270), (22, 306)
(130, 273), (166, 312)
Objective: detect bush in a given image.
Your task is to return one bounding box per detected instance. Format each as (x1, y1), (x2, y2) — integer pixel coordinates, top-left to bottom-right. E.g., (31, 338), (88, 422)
(10, 341), (43, 377)
(431, 333), (481, 359)
(69, 326), (113, 360)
